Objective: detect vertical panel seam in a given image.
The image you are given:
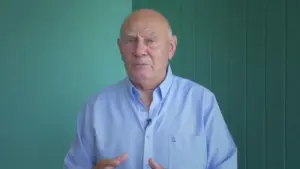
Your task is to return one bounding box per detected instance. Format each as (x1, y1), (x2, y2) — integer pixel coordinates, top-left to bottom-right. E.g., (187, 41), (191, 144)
(244, 0), (248, 168)
(227, 0), (232, 132)
(179, 0), (183, 77)
(209, 39), (212, 88)
(193, 0), (196, 81)
(283, 0), (287, 168)
(264, 2), (268, 169)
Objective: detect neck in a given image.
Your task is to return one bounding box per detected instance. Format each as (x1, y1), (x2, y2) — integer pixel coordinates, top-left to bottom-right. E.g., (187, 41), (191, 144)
(131, 70), (167, 110)
(134, 68), (167, 91)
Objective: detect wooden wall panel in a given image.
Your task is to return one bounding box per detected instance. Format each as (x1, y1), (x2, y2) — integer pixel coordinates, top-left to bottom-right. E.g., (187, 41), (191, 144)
(133, 0), (300, 168)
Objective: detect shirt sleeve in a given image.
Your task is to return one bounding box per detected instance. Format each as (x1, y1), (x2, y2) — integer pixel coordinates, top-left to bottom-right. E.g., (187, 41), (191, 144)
(64, 103), (96, 169)
(203, 92), (238, 169)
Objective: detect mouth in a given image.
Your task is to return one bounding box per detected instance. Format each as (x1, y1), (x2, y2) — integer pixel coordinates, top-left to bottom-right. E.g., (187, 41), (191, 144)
(133, 64), (150, 68)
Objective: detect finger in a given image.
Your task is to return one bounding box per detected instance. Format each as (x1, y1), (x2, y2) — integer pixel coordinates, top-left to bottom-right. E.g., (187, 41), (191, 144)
(98, 159), (120, 168)
(94, 159), (118, 169)
(99, 153), (128, 167)
(116, 153), (128, 163)
(101, 166), (115, 169)
(148, 158), (162, 169)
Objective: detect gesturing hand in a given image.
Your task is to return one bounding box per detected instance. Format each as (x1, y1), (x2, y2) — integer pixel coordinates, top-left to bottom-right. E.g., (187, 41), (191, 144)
(148, 158), (165, 169)
(93, 153), (128, 169)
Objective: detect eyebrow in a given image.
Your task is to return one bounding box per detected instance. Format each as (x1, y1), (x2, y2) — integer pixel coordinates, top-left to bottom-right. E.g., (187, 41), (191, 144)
(123, 34), (158, 40)
(144, 30), (158, 37)
(121, 28), (161, 40)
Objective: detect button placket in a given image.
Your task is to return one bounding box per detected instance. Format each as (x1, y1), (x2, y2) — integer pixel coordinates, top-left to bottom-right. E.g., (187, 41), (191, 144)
(143, 120), (154, 169)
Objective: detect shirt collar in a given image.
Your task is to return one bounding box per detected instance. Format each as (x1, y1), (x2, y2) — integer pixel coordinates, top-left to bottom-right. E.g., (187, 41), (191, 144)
(126, 64), (174, 100)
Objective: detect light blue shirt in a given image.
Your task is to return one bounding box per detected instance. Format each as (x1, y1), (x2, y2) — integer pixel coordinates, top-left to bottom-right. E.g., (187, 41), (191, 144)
(64, 65), (237, 169)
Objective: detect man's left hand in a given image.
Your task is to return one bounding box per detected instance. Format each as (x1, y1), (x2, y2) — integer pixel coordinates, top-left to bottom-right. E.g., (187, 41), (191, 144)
(148, 158), (165, 169)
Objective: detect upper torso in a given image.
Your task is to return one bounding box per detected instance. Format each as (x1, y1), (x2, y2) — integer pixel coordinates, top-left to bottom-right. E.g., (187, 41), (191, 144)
(88, 73), (213, 169)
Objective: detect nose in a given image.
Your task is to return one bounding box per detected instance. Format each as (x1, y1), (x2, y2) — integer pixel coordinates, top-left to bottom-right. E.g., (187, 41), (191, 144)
(133, 40), (147, 57)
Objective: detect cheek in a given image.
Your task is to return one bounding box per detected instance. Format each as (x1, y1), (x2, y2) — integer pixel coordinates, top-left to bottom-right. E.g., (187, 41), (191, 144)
(151, 42), (169, 53)
(148, 44), (162, 56)
(121, 47), (134, 61)
(121, 46), (133, 55)
(149, 45), (168, 61)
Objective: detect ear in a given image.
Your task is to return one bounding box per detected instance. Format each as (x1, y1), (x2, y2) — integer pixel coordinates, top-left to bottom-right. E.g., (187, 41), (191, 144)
(168, 35), (177, 60)
(117, 38), (124, 61)
(117, 38), (121, 48)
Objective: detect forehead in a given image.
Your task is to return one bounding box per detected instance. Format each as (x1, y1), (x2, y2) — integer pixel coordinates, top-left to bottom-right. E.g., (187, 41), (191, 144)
(122, 19), (168, 37)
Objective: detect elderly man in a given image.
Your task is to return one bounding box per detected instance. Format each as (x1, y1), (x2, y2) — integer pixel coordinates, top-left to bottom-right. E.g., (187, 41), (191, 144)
(64, 9), (237, 169)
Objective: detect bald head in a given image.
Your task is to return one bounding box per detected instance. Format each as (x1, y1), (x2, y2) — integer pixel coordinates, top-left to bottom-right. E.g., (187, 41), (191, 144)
(117, 9), (177, 91)
(120, 9), (173, 38)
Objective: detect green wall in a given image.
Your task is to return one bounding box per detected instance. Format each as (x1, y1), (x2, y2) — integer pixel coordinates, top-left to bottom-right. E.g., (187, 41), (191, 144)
(1, 0), (299, 168)
(0, 0), (131, 168)
(133, 0), (300, 169)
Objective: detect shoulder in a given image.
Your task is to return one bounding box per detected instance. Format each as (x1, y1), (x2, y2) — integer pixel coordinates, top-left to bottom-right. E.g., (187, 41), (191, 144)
(172, 75), (220, 121)
(172, 75), (217, 102)
(173, 75), (224, 127)
(171, 75), (222, 128)
(84, 78), (128, 106)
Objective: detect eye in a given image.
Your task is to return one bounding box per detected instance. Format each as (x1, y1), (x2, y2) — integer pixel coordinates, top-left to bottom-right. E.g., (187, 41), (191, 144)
(145, 39), (155, 44)
(123, 38), (136, 44)
(127, 39), (135, 43)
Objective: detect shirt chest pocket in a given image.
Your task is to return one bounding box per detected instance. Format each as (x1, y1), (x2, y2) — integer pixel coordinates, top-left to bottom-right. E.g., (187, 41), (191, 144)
(168, 134), (207, 169)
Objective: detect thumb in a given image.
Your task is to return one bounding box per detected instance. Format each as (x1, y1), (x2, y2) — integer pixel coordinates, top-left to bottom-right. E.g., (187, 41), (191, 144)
(115, 153), (128, 164)
(148, 158), (161, 169)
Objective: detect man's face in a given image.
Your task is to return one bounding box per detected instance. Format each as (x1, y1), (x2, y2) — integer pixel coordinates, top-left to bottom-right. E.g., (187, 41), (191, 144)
(118, 19), (176, 84)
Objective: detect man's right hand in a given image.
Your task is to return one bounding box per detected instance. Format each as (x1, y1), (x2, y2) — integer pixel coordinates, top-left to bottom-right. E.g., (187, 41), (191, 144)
(93, 153), (128, 169)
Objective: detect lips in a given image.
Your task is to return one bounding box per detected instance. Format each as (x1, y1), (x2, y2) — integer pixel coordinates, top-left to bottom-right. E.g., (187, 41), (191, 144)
(133, 64), (150, 68)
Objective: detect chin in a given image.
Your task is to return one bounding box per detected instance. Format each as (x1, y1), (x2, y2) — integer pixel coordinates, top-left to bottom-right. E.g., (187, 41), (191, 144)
(131, 73), (151, 82)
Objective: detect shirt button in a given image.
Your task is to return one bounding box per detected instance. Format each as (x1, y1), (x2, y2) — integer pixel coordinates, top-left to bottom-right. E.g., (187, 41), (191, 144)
(146, 135), (150, 139)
